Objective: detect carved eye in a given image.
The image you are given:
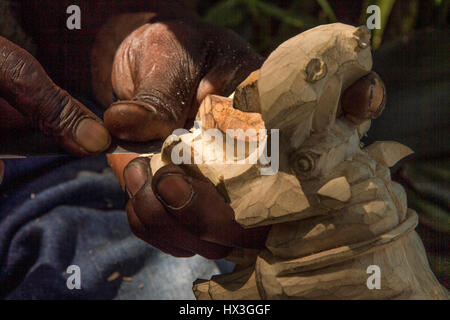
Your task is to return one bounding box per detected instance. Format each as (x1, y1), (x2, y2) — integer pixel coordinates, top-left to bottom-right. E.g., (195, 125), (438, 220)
(305, 58), (327, 83)
(291, 151), (318, 176)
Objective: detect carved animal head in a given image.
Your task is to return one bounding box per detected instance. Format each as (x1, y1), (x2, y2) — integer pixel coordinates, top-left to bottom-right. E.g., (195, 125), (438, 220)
(157, 24), (413, 236)
(188, 24), (447, 301)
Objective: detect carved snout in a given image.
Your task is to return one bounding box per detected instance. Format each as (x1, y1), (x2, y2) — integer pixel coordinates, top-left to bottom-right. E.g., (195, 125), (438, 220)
(254, 23), (374, 149)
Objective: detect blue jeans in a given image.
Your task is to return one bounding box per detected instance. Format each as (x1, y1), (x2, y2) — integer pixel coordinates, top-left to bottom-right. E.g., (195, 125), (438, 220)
(0, 155), (234, 299)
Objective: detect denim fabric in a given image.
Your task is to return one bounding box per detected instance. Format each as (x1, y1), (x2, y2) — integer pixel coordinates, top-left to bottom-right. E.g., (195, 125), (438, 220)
(0, 155), (234, 300)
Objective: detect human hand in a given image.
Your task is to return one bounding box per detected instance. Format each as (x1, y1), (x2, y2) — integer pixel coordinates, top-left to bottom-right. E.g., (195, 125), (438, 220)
(105, 18), (269, 259)
(0, 37), (111, 157)
(103, 17), (264, 141)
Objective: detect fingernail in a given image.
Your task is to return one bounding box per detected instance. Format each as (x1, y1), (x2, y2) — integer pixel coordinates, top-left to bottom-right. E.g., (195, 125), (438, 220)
(155, 174), (194, 210)
(105, 101), (164, 142)
(75, 118), (111, 153)
(124, 161), (149, 197)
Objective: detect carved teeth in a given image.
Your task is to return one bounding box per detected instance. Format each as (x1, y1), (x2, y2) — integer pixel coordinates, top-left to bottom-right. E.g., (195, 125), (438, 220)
(317, 176), (351, 202)
(365, 141), (414, 167)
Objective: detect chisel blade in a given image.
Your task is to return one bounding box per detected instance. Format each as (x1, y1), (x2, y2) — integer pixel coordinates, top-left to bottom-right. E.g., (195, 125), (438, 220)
(0, 139), (163, 159)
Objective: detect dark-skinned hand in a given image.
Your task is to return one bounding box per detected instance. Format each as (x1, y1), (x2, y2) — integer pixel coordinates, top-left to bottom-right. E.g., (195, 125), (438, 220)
(0, 37), (111, 156)
(105, 17), (271, 259)
(0, 36), (111, 183)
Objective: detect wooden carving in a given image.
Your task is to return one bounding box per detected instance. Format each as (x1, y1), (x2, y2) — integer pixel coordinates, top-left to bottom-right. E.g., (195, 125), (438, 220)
(150, 23), (448, 299)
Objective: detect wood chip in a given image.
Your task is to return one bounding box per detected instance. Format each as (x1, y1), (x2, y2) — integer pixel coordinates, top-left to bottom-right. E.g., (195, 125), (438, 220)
(107, 272), (120, 282)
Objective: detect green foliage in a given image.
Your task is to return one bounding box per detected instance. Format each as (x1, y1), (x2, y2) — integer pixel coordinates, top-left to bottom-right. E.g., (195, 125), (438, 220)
(202, 0), (322, 53)
(199, 0), (448, 54)
(253, 0), (318, 28)
(368, 0), (397, 49)
(316, 0), (337, 22)
(204, 0), (244, 27)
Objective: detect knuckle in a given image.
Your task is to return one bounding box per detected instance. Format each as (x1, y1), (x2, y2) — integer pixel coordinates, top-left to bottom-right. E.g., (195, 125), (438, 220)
(4, 55), (27, 84)
(0, 37), (79, 134)
(0, 39), (37, 90)
(133, 90), (184, 122)
(37, 90), (85, 137)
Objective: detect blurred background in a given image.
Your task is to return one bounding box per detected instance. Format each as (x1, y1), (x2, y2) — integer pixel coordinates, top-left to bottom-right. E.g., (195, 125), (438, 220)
(190, 0), (448, 54)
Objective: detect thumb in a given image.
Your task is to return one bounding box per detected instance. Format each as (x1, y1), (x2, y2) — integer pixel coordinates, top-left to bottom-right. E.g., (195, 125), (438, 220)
(0, 37), (111, 156)
(151, 164), (270, 249)
(105, 20), (263, 143)
(105, 21), (205, 142)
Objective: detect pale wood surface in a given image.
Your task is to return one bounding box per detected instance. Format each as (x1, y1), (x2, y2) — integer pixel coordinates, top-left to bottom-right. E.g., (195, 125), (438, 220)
(149, 23), (448, 300)
(365, 141), (414, 168)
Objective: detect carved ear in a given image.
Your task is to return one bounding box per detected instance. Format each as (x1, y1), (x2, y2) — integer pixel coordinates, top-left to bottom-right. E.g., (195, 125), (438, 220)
(365, 141), (414, 167)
